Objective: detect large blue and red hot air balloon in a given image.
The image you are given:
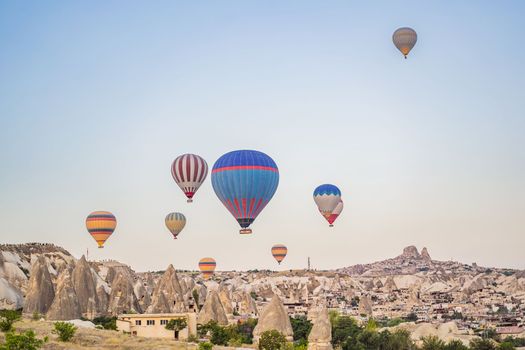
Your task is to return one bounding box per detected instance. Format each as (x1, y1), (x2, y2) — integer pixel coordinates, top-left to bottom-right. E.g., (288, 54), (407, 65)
(211, 150), (279, 234)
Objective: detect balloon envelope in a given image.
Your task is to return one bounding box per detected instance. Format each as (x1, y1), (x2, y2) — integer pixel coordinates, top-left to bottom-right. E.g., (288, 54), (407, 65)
(313, 184), (341, 219)
(393, 27), (417, 58)
(86, 211), (116, 248)
(327, 200), (344, 226)
(271, 244), (288, 264)
(199, 257), (216, 280)
(171, 154), (208, 202)
(211, 150), (279, 234)
(165, 212), (186, 239)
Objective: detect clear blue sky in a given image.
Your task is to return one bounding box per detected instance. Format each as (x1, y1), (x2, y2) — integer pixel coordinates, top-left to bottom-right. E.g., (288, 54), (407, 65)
(1, 1), (524, 271)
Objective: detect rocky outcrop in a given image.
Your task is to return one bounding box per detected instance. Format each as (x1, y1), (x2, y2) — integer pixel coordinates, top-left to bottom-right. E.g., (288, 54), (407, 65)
(218, 285), (233, 315)
(198, 291), (228, 325)
(358, 295), (373, 316)
(308, 305), (332, 350)
(146, 265), (185, 313)
(235, 291), (258, 316)
(0, 278), (23, 310)
(383, 276), (398, 292)
(253, 294), (293, 342)
(421, 247), (431, 261)
(47, 269), (81, 320)
(71, 256), (99, 318)
(108, 273), (141, 315)
(401, 246), (420, 260)
(23, 256), (55, 314)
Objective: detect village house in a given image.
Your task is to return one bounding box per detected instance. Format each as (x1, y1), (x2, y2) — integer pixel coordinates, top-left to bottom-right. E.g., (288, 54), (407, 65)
(116, 313), (197, 340)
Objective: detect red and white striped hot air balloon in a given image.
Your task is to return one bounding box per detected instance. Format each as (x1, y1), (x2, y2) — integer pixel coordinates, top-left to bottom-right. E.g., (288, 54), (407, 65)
(171, 154), (208, 203)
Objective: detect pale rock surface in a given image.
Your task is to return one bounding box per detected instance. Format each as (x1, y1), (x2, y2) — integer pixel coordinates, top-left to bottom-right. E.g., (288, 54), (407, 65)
(308, 305), (332, 350)
(253, 294), (293, 342)
(0, 277), (23, 310)
(23, 256), (55, 314)
(198, 290), (228, 326)
(218, 285), (234, 315)
(71, 256), (99, 318)
(47, 269), (81, 320)
(108, 273), (142, 315)
(147, 264), (186, 313)
(358, 295), (373, 316)
(421, 247), (432, 261)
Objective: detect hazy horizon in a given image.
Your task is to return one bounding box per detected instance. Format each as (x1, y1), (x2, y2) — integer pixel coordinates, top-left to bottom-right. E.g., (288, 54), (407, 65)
(1, 1), (524, 272)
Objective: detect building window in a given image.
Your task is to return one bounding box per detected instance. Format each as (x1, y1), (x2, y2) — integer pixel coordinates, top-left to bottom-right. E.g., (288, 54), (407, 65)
(147, 320), (155, 326)
(135, 320), (142, 326)
(160, 320), (168, 325)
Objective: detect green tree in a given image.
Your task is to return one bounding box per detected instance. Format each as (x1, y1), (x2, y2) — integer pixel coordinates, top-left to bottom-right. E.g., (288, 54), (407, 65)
(0, 330), (47, 350)
(381, 329), (416, 350)
(290, 316), (313, 343)
(165, 318), (187, 332)
(237, 318), (258, 344)
(92, 316), (117, 330)
(501, 337), (525, 348)
(199, 342), (213, 350)
(0, 310), (21, 332)
(497, 342), (515, 350)
(258, 330), (287, 350)
(193, 289), (201, 311)
(331, 316), (361, 348)
(53, 322), (77, 342)
(420, 336), (445, 350)
(444, 339), (468, 350)
(469, 338), (497, 350)
(404, 313), (418, 322)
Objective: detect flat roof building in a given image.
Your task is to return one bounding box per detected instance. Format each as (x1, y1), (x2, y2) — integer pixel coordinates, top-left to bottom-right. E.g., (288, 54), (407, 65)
(116, 313), (197, 340)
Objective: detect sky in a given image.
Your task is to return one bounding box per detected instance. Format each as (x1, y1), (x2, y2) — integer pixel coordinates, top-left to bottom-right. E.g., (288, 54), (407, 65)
(1, 1), (524, 272)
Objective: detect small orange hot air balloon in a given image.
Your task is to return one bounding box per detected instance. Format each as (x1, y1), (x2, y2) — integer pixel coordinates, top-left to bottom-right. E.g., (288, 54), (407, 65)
(199, 257), (216, 280)
(86, 211), (116, 248)
(271, 244), (288, 265)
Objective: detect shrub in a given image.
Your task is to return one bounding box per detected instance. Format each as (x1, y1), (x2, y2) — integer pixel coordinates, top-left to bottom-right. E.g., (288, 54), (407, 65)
(469, 338), (497, 350)
(498, 342), (516, 350)
(92, 316), (117, 330)
(53, 322), (77, 342)
(31, 312), (41, 321)
(502, 337), (525, 348)
(444, 339), (469, 350)
(187, 334), (199, 343)
(0, 310), (21, 332)
(199, 342), (213, 350)
(258, 330), (287, 350)
(421, 336), (446, 350)
(0, 329), (47, 350)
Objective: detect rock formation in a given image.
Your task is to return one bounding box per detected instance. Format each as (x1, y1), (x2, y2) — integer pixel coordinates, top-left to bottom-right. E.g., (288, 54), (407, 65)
(108, 272), (141, 315)
(23, 256), (55, 314)
(198, 291), (228, 326)
(421, 247), (431, 261)
(46, 269), (81, 320)
(0, 277), (23, 310)
(308, 305), (332, 350)
(358, 295), (373, 316)
(147, 264), (185, 313)
(71, 256), (99, 318)
(218, 285), (234, 315)
(235, 291), (258, 316)
(401, 246), (420, 260)
(253, 294), (293, 342)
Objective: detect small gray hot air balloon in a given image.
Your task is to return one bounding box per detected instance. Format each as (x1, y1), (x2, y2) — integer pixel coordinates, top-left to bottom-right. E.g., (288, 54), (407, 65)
(393, 27), (417, 58)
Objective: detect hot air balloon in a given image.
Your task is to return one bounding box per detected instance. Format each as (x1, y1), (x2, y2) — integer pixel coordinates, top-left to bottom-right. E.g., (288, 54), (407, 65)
(86, 211), (116, 248)
(199, 257), (216, 280)
(211, 150), (279, 234)
(393, 27), (417, 58)
(171, 154), (208, 203)
(165, 212), (186, 239)
(326, 200), (343, 227)
(314, 184), (341, 223)
(271, 244), (288, 264)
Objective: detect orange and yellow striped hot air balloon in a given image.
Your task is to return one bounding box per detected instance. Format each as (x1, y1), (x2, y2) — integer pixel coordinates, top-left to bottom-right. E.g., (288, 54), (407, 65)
(86, 211), (116, 248)
(198, 257), (216, 280)
(271, 244), (288, 265)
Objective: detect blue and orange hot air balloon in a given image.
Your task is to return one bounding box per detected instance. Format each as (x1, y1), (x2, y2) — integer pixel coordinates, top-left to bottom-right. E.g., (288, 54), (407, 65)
(86, 211), (116, 248)
(314, 184), (341, 226)
(211, 150), (279, 234)
(199, 257), (216, 280)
